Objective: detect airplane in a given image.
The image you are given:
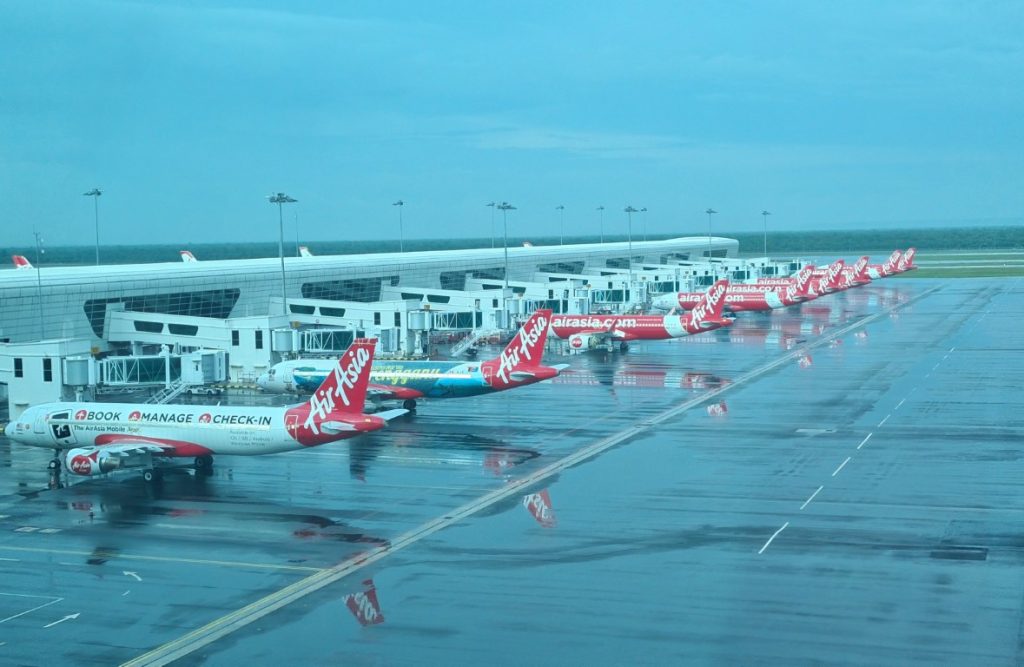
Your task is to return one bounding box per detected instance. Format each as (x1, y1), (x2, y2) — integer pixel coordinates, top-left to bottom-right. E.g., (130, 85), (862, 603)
(299, 246), (314, 257)
(4, 338), (405, 483)
(893, 247), (917, 273)
(547, 279), (732, 351)
(866, 250), (902, 280)
(180, 250), (198, 263)
(653, 266), (816, 313)
(257, 309), (567, 410)
(804, 260), (847, 297)
(832, 256), (872, 289)
(12, 255), (33, 270)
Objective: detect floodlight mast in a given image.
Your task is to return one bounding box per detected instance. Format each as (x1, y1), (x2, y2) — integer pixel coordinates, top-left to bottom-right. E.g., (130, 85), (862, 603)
(497, 202), (516, 289)
(268, 193), (297, 316)
(83, 188), (102, 265)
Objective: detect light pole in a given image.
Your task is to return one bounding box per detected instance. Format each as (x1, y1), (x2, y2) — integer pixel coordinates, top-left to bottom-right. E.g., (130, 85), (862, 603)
(597, 205), (605, 243)
(393, 200), (405, 252)
(485, 201), (497, 248)
(761, 210), (771, 257)
(555, 205), (565, 245)
(705, 208), (717, 258)
(497, 202), (515, 288)
(640, 207), (648, 242)
(33, 227), (44, 338)
(268, 192), (297, 316)
(83, 188), (102, 265)
(625, 206), (638, 288)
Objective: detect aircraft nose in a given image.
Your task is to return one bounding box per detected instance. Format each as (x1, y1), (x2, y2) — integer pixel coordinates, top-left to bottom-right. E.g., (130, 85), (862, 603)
(3, 421), (12, 438)
(256, 373), (269, 390)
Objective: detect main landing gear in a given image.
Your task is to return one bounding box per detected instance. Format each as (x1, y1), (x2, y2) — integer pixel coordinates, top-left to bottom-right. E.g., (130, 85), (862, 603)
(194, 455), (214, 477)
(402, 399), (418, 411)
(48, 453), (64, 489)
(142, 469), (162, 483)
(619, 341), (630, 352)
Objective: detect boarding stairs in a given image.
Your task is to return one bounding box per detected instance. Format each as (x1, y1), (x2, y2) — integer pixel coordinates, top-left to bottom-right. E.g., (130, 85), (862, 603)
(145, 379), (195, 405)
(450, 328), (503, 357)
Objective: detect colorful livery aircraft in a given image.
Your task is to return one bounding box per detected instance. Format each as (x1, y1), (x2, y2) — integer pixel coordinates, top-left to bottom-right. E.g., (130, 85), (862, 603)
(258, 310), (567, 408)
(4, 339), (405, 482)
(548, 279), (732, 351)
(180, 250), (198, 262)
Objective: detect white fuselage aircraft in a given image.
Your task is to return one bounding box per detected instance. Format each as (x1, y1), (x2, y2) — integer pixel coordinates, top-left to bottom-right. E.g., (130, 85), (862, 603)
(4, 338), (404, 483)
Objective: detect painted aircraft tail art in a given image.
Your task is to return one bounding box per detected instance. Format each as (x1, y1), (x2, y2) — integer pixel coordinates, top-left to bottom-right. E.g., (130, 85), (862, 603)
(12, 255), (33, 270)
(688, 278), (731, 329)
(180, 250), (198, 263)
(896, 247), (917, 272)
(480, 309), (563, 390)
(299, 246), (314, 257)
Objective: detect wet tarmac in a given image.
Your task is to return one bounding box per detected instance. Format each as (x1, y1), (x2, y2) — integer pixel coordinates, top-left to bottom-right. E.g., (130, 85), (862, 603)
(1, 277), (1022, 665)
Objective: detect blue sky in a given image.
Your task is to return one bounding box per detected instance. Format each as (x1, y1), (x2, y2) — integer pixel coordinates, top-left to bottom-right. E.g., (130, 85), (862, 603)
(1, 0), (1021, 245)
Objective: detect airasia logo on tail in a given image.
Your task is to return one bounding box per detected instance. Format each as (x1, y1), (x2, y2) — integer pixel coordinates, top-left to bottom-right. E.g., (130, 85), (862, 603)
(343, 579), (385, 626)
(304, 346), (371, 435)
(690, 281), (727, 323)
(495, 314), (547, 384)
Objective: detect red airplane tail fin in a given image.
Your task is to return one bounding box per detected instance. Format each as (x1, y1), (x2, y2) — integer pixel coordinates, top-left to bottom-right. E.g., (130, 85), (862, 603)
(826, 260), (846, 289)
(884, 250), (902, 274)
(901, 247), (917, 270)
(482, 309), (553, 387)
(690, 279), (729, 326)
(852, 255), (870, 283)
(795, 264), (816, 296)
(12, 255), (32, 270)
(306, 338), (377, 415)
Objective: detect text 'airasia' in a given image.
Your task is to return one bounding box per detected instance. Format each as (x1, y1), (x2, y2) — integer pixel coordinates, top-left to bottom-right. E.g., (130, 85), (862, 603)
(3, 338), (406, 483)
(549, 279), (733, 351)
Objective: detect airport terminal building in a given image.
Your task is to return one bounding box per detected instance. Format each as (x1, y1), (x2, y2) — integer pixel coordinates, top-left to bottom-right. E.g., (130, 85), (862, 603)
(0, 236), (765, 417)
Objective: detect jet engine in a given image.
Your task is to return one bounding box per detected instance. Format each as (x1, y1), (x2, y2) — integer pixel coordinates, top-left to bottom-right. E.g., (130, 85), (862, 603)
(65, 447), (121, 476)
(567, 333), (599, 352)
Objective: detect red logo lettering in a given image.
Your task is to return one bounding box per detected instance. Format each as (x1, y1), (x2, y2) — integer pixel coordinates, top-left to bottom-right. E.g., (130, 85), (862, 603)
(128, 411), (141, 421)
(198, 413), (212, 424)
(75, 410), (87, 420)
(70, 455), (93, 475)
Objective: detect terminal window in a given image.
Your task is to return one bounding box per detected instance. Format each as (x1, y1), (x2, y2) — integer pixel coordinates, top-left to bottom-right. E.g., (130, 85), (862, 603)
(374, 312), (381, 325)
(231, 330), (239, 346)
(14, 358), (23, 378)
(43, 358), (52, 382)
(255, 330), (264, 350)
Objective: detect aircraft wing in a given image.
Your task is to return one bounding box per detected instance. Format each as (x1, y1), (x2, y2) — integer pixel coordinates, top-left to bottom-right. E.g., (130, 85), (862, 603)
(319, 421), (359, 434)
(374, 409), (409, 421)
(367, 383), (422, 401)
(509, 364), (571, 381)
(87, 441), (168, 457)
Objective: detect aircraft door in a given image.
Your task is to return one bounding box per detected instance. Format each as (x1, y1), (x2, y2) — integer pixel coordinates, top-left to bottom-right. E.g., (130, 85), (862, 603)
(33, 411), (46, 434)
(285, 414), (299, 436)
(48, 412), (78, 446)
